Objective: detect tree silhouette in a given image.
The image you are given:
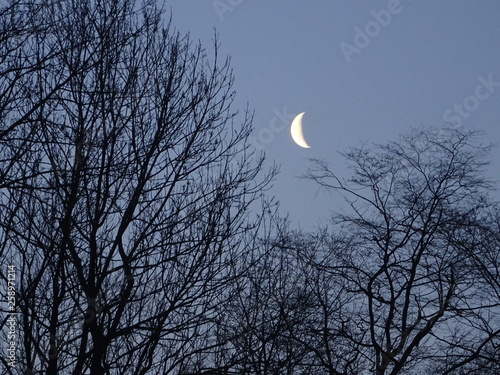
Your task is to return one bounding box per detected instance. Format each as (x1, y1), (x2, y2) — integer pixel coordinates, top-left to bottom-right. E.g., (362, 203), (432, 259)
(0, 1), (275, 374)
(217, 217), (315, 375)
(302, 128), (500, 374)
(218, 128), (500, 374)
(2, 2), (499, 375)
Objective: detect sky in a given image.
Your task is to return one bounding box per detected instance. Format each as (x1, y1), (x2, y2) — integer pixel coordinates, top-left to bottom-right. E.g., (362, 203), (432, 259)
(166, 0), (500, 230)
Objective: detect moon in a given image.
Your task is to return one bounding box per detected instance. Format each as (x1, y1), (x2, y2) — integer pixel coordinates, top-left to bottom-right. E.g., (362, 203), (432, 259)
(290, 112), (311, 148)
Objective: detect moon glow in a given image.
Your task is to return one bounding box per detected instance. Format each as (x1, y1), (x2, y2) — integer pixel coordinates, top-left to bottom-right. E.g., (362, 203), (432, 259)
(290, 112), (311, 148)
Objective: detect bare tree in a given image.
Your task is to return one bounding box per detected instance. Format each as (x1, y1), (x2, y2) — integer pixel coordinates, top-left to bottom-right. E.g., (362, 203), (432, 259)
(217, 217), (313, 375)
(0, 1), (276, 374)
(217, 128), (500, 374)
(303, 128), (500, 374)
(0, 0), (91, 188)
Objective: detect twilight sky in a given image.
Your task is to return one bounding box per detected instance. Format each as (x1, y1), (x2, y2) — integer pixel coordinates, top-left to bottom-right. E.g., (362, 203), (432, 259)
(167, 1), (500, 229)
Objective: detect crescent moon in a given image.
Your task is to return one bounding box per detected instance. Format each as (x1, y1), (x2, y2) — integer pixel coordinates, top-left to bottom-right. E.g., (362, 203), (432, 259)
(290, 112), (311, 148)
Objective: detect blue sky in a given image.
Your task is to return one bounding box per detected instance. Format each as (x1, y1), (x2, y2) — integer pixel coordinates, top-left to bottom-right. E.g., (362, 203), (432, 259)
(167, 1), (500, 229)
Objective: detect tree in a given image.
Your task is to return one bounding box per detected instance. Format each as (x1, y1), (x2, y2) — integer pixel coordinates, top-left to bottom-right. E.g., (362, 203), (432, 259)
(0, 0), (91, 188)
(303, 128), (500, 374)
(217, 216), (314, 375)
(0, 1), (275, 374)
(216, 128), (500, 375)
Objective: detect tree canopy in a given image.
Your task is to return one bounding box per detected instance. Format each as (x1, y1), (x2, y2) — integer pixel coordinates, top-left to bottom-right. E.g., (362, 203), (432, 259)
(0, 1), (499, 374)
